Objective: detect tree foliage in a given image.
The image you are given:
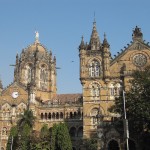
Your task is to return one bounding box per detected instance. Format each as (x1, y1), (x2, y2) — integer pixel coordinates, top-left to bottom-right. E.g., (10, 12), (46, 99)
(109, 66), (150, 148)
(17, 109), (35, 129)
(6, 126), (18, 150)
(51, 123), (72, 150)
(84, 138), (97, 150)
(7, 109), (73, 150)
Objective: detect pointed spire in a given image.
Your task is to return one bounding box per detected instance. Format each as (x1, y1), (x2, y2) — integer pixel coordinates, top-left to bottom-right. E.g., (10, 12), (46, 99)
(79, 35), (85, 50)
(102, 33), (110, 48)
(49, 50), (52, 60)
(16, 53), (19, 65)
(89, 19), (101, 50)
(53, 56), (56, 63)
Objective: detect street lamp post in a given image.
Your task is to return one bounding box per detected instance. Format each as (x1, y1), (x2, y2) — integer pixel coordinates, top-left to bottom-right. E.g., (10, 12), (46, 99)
(123, 90), (129, 150)
(96, 109), (104, 150)
(10, 136), (13, 150)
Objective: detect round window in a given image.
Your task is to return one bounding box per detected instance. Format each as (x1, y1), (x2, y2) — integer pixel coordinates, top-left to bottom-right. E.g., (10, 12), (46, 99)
(133, 54), (147, 67)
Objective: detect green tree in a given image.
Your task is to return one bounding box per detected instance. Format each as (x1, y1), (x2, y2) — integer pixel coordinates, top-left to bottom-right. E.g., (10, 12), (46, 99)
(84, 138), (97, 150)
(38, 124), (50, 150)
(109, 66), (150, 148)
(51, 123), (72, 150)
(6, 126), (18, 150)
(17, 109), (35, 129)
(19, 123), (32, 150)
(17, 109), (35, 150)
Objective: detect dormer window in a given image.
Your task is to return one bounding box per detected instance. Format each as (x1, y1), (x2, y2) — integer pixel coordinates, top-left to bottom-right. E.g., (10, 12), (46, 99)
(89, 60), (101, 77)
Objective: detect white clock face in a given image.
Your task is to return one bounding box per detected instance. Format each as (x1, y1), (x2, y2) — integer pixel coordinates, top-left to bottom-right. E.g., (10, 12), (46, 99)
(12, 92), (19, 99)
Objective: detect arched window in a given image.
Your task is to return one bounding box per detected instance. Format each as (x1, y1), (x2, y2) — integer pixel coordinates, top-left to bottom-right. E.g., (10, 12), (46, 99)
(60, 112), (63, 119)
(89, 60), (101, 77)
(48, 113), (51, 120)
(115, 83), (122, 96)
(56, 112), (59, 119)
(70, 112), (73, 119)
(72, 147), (76, 150)
(69, 127), (76, 137)
(90, 108), (99, 126)
(25, 64), (32, 83)
(45, 113), (47, 120)
(108, 139), (119, 150)
(91, 83), (100, 97)
(109, 83), (114, 96)
(41, 113), (44, 119)
(77, 126), (83, 137)
(40, 64), (48, 90)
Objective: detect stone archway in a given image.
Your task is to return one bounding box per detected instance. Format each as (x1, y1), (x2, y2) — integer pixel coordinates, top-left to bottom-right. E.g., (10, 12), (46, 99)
(108, 139), (119, 150)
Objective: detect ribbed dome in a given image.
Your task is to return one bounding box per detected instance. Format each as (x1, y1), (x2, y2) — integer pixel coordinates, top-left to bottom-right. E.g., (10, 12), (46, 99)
(26, 42), (47, 53)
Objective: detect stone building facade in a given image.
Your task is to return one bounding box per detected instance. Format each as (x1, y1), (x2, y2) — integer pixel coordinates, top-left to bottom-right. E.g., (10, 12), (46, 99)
(0, 22), (150, 150)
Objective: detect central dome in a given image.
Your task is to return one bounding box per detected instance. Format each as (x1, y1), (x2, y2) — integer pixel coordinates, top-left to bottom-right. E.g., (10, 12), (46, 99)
(26, 42), (48, 53)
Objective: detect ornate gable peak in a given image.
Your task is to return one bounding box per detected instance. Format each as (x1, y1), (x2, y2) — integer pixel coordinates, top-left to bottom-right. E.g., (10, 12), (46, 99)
(111, 40), (150, 66)
(128, 40), (150, 51)
(132, 26), (143, 41)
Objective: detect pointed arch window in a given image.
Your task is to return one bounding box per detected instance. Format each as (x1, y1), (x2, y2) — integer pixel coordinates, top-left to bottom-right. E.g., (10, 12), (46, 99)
(89, 60), (101, 77)
(90, 108), (99, 127)
(91, 83), (100, 97)
(40, 64), (48, 90)
(115, 83), (122, 96)
(109, 83), (114, 96)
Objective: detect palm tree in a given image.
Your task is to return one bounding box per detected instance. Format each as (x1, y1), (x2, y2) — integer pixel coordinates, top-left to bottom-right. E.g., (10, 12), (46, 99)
(17, 109), (35, 129)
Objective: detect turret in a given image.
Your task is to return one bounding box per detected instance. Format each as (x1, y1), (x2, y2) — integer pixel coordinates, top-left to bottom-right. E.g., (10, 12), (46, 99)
(102, 33), (110, 80)
(79, 36), (86, 82)
(79, 36), (85, 50)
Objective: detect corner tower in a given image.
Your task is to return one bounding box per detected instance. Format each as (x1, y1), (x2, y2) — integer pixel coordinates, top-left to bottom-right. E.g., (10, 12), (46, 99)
(14, 32), (57, 100)
(79, 21), (111, 138)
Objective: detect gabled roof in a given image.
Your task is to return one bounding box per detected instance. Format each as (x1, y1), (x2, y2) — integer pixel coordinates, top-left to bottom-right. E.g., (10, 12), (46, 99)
(2, 81), (27, 95)
(111, 39), (150, 66)
(111, 26), (150, 66)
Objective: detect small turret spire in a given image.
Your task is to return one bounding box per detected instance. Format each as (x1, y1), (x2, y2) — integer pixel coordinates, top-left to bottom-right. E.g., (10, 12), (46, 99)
(79, 35), (85, 50)
(102, 33), (110, 48)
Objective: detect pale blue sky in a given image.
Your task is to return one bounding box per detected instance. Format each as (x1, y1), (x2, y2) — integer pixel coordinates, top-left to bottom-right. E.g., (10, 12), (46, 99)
(0, 0), (150, 94)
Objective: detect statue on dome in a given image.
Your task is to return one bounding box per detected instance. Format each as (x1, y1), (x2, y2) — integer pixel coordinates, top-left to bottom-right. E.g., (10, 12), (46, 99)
(35, 31), (39, 43)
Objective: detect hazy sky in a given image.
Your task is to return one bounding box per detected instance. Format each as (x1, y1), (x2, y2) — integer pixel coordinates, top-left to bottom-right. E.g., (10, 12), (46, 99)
(0, 0), (150, 94)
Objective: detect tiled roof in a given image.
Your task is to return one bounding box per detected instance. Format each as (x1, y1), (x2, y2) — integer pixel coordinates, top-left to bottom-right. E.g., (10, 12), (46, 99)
(44, 93), (82, 105)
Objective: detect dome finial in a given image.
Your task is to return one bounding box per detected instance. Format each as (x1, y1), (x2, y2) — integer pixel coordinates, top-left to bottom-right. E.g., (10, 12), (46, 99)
(35, 31), (40, 43)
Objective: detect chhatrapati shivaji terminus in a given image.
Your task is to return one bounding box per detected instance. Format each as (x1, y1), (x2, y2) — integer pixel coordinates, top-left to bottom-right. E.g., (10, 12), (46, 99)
(0, 21), (150, 150)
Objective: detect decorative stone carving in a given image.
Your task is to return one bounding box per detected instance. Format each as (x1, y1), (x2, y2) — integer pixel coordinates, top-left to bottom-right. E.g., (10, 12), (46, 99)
(133, 53), (147, 67)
